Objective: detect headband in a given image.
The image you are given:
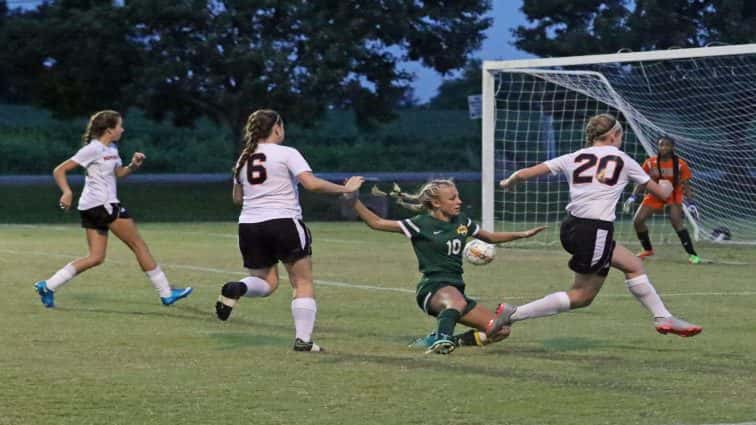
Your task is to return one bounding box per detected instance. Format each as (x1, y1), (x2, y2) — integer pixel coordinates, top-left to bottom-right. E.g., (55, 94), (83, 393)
(597, 119), (622, 139)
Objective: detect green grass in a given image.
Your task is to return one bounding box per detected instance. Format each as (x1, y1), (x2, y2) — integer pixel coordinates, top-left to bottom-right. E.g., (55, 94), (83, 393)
(1, 222), (755, 425)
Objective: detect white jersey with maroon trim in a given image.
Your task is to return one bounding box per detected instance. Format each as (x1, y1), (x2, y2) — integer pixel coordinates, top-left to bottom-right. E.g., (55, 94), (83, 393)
(237, 143), (312, 223)
(544, 145), (649, 222)
(71, 140), (122, 212)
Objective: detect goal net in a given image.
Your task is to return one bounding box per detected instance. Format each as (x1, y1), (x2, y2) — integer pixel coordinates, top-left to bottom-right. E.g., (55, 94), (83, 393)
(482, 44), (756, 245)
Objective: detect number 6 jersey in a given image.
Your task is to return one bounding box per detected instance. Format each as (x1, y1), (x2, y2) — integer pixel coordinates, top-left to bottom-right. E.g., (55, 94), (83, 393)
(544, 145), (650, 222)
(236, 143), (312, 223)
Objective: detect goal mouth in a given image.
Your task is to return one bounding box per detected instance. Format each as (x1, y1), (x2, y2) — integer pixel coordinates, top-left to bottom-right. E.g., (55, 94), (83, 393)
(481, 44), (756, 245)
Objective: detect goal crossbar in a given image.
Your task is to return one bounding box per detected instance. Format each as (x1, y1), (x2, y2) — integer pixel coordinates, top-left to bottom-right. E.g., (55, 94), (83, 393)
(481, 43), (756, 244)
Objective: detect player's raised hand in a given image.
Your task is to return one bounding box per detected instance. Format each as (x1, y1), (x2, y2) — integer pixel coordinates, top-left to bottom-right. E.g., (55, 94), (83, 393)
(522, 226), (546, 238)
(130, 152), (146, 169)
(499, 171), (521, 191)
(343, 176), (365, 193)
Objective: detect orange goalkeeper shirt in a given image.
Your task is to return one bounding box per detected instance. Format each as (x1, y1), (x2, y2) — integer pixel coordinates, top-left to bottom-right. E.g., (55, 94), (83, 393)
(641, 156), (691, 206)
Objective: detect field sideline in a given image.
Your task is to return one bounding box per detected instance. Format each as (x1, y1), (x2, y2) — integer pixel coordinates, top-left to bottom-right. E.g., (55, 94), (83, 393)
(1, 222), (755, 425)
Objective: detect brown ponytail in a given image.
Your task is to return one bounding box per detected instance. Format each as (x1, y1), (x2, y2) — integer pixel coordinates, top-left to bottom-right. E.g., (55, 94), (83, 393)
(391, 180), (457, 212)
(233, 109), (282, 183)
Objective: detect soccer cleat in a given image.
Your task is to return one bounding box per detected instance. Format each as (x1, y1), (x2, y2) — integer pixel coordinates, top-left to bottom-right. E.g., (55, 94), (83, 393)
(424, 334), (456, 355)
(485, 303), (517, 337)
(688, 254), (701, 264)
(215, 298), (234, 321)
(637, 249), (655, 259)
(408, 332), (437, 349)
(160, 287), (193, 306)
(293, 338), (324, 352)
(34, 281), (55, 308)
(654, 316), (702, 337)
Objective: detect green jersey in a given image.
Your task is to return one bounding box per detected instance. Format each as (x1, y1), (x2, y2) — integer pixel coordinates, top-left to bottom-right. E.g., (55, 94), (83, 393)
(398, 213), (481, 286)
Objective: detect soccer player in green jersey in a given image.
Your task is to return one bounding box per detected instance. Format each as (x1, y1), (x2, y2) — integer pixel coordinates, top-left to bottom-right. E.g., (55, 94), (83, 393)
(346, 179), (544, 354)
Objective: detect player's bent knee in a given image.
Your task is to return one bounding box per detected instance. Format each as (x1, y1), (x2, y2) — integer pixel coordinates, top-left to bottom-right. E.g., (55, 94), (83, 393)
(571, 291), (597, 308)
(450, 300), (468, 312)
(626, 256), (645, 275)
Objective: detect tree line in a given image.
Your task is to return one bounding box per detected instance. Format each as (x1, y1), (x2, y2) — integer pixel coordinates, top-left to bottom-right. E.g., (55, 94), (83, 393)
(1, 0), (754, 173)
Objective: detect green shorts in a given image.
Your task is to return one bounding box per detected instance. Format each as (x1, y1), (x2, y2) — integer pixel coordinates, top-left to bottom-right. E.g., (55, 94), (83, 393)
(415, 277), (477, 317)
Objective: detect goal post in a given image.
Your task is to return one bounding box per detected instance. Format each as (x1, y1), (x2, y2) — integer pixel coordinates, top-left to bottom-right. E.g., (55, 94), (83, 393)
(482, 43), (756, 245)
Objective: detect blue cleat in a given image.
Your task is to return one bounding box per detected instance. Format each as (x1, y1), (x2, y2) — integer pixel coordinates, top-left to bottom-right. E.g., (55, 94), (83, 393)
(161, 287), (193, 306)
(34, 281), (55, 308)
(408, 332), (437, 349)
(424, 333), (457, 355)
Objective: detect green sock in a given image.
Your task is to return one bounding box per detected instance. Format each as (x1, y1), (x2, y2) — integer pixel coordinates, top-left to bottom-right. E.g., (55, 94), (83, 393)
(436, 309), (461, 339)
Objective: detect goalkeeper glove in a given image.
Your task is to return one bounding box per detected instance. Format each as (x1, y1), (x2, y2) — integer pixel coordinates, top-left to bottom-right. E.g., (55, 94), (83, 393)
(622, 195), (637, 214)
(684, 199), (700, 221)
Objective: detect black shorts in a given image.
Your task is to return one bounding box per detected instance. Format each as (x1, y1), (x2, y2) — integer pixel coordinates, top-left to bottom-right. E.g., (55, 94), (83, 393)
(560, 214), (615, 277)
(238, 218), (312, 269)
(79, 203), (131, 233)
(415, 281), (477, 317)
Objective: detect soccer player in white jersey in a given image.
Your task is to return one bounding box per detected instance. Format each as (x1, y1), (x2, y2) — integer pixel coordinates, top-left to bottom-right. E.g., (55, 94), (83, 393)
(214, 109), (364, 352)
(488, 113), (702, 338)
(33, 110), (192, 308)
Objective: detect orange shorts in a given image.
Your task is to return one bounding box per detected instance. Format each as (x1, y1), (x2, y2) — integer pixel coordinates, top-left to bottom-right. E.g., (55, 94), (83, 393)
(641, 192), (683, 210)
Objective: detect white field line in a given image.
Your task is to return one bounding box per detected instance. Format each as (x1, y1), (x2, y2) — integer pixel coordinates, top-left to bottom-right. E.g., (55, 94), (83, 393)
(5, 248), (756, 299)
(6, 223), (755, 264)
(0, 248), (415, 294)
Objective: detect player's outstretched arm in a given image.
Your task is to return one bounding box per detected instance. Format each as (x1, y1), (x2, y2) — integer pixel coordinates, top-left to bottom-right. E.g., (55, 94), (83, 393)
(350, 198), (403, 233)
(298, 172), (364, 194)
(476, 226), (546, 244)
(499, 163), (551, 191)
(116, 152), (145, 178)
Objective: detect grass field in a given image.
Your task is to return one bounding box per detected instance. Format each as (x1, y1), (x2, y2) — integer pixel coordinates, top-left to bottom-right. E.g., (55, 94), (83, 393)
(1, 222), (755, 425)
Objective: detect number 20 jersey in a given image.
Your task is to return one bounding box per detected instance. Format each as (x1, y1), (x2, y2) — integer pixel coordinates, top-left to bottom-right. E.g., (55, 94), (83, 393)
(544, 145), (649, 222)
(237, 143), (312, 223)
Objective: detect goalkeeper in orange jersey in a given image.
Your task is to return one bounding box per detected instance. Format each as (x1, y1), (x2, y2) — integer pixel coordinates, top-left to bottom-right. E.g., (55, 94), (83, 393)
(623, 136), (701, 264)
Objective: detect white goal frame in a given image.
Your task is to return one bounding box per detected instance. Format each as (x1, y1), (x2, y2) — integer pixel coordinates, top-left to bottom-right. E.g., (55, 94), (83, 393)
(482, 43), (756, 242)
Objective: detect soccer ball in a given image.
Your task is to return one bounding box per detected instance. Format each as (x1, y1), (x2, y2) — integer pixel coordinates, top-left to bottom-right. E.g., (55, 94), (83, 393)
(463, 239), (496, 265)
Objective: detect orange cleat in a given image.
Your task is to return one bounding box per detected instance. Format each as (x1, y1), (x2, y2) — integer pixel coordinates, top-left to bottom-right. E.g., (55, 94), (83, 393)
(637, 249), (655, 259)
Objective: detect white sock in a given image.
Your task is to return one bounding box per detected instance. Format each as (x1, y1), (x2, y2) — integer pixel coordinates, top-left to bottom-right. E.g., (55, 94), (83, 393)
(291, 297), (317, 342)
(510, 291), (571, 322)
(146, 266), (172, 298)
(241, 276), (272, 297)
(625, 274), (671, 318)
(46, 263), (77, 291)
